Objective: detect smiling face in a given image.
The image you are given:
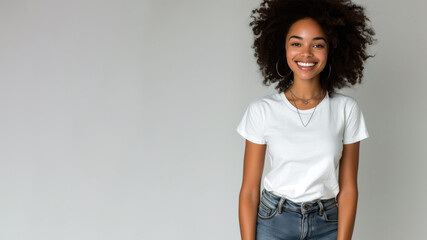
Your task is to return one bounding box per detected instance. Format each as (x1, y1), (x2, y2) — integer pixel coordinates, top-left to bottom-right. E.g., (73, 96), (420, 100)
(285, 18), (329, 82)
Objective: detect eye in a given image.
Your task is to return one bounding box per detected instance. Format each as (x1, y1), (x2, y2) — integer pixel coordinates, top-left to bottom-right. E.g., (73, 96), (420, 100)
(291, 43), (301, 47)
(314, 44), (325, 48)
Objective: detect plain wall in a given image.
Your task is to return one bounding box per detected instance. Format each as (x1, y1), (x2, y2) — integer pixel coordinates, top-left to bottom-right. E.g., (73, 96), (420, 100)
(0, 0), (426, 239)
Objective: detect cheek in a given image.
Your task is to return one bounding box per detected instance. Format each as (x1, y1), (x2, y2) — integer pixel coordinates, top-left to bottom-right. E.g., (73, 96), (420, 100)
(285, 56), (294, 67)
(285, 49), (298, 62)
(318, 50), (328, 60)
(286, 48), (297, 57)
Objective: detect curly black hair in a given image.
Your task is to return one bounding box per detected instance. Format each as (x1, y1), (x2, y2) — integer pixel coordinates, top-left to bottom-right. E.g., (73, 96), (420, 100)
(249, 0), (376, 97)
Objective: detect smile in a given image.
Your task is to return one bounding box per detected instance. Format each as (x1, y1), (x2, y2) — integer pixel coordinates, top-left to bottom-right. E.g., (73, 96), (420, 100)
(296, 61), (317, 67)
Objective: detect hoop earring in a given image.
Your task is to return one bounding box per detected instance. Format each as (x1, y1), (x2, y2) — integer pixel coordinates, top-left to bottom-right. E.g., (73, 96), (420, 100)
(276, 59), (292, 78)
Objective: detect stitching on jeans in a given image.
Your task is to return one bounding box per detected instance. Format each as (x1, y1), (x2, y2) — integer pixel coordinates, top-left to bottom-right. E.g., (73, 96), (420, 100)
(283, 207), (319, 214)
(263, 193), (277, 206)
(257, 207), (278, 220)
(299, 214), (305, 240)
(284, 207), (300, 213)
(258, 198), (278, 220)
(308, 213), (314, 239)
(322, 207), (339, 222)
(259, 201), (271, 214)
(323, 202), (336, 209)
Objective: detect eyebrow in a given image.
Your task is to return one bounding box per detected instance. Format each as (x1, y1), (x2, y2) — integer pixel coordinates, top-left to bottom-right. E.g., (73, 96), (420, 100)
(289, 35), (327, 42)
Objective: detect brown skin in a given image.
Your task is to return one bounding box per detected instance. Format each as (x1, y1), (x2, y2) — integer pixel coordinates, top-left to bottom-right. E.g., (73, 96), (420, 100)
(249, 0), (376, 97)
(285, 18), (329, 93)
(284, 89), (326, 110)
(336, 141), (360, 240)
(239, 140), (266, 240)
(239, 17), (361, 240)
(238, 141), (361, 240)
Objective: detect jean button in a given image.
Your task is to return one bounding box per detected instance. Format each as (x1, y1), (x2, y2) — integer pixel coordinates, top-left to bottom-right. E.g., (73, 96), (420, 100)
(303, 205), (309, 210)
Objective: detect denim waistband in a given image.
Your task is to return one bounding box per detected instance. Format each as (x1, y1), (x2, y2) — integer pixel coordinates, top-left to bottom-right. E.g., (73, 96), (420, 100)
(261, 188), (338, 215)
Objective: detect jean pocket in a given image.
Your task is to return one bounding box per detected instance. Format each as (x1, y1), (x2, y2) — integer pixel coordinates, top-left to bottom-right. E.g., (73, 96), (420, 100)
(257, 193), (278, 220)
(322, 203), (339, 222)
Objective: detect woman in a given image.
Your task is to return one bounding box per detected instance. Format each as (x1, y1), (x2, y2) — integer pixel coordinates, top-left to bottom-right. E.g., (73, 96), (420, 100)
(236, 0), (375, 239)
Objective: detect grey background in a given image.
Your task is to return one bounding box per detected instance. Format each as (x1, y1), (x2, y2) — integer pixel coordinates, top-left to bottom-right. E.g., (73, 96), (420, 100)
(0, 0), (425, 239)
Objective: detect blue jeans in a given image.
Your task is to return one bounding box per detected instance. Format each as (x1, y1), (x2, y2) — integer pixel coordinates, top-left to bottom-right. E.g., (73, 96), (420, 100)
(256, 189), (338, 240)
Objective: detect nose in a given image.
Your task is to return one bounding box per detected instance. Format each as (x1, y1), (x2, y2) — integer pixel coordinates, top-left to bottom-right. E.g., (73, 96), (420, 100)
(300, 45), (313, 57)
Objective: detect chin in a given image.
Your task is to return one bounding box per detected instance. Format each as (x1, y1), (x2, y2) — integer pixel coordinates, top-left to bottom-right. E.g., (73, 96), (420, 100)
(293, 74), (321, 81)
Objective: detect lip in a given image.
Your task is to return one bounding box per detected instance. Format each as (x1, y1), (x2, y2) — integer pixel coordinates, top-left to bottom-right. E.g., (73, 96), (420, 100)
(295, 61), (317, 71)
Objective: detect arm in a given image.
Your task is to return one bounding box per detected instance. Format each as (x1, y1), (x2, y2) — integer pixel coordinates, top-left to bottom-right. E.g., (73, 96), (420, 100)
(337, 141), (360, 240)
(239, 140), (266, 240)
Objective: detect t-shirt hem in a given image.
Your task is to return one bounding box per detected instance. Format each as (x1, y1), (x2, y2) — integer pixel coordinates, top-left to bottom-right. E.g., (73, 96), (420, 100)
(236, 128), (266, 145)
(343, 132), (370, 145)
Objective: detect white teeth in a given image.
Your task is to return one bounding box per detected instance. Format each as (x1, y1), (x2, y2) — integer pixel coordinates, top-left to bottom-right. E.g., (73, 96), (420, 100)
(297, 62), (315, 67)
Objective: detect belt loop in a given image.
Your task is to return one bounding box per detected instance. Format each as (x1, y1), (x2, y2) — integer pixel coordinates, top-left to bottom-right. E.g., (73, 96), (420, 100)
(278, 197), (285, 214)
(317, 200), (324, 216)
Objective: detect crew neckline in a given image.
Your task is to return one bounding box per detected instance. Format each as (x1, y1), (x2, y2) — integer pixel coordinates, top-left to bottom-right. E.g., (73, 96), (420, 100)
(280, 90), (329, 114)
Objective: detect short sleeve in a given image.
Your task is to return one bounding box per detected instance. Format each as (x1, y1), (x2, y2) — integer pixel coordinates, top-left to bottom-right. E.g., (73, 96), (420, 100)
(236, 101), (266, 144)
(343, 101), (370, 144)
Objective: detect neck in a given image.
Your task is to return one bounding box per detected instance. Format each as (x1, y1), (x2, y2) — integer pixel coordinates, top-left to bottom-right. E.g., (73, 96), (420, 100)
(289, 77), (323, 98)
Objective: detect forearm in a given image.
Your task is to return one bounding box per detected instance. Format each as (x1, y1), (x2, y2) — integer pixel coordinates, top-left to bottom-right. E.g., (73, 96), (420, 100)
(337, 191), (358, 240)
(239, 190), (259, 240)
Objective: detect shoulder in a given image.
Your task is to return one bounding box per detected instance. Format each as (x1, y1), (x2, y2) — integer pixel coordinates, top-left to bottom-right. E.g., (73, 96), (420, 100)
(329, 92), (359, 110)
(243, 93), (281, 120)
(248, 92), (282, 110)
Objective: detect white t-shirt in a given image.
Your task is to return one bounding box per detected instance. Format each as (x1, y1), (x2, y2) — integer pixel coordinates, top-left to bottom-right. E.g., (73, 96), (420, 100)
(236, 91), (369, 202)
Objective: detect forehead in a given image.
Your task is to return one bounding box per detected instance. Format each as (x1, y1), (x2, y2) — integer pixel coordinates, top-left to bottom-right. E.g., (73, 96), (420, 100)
(286, 18), (327, 39)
